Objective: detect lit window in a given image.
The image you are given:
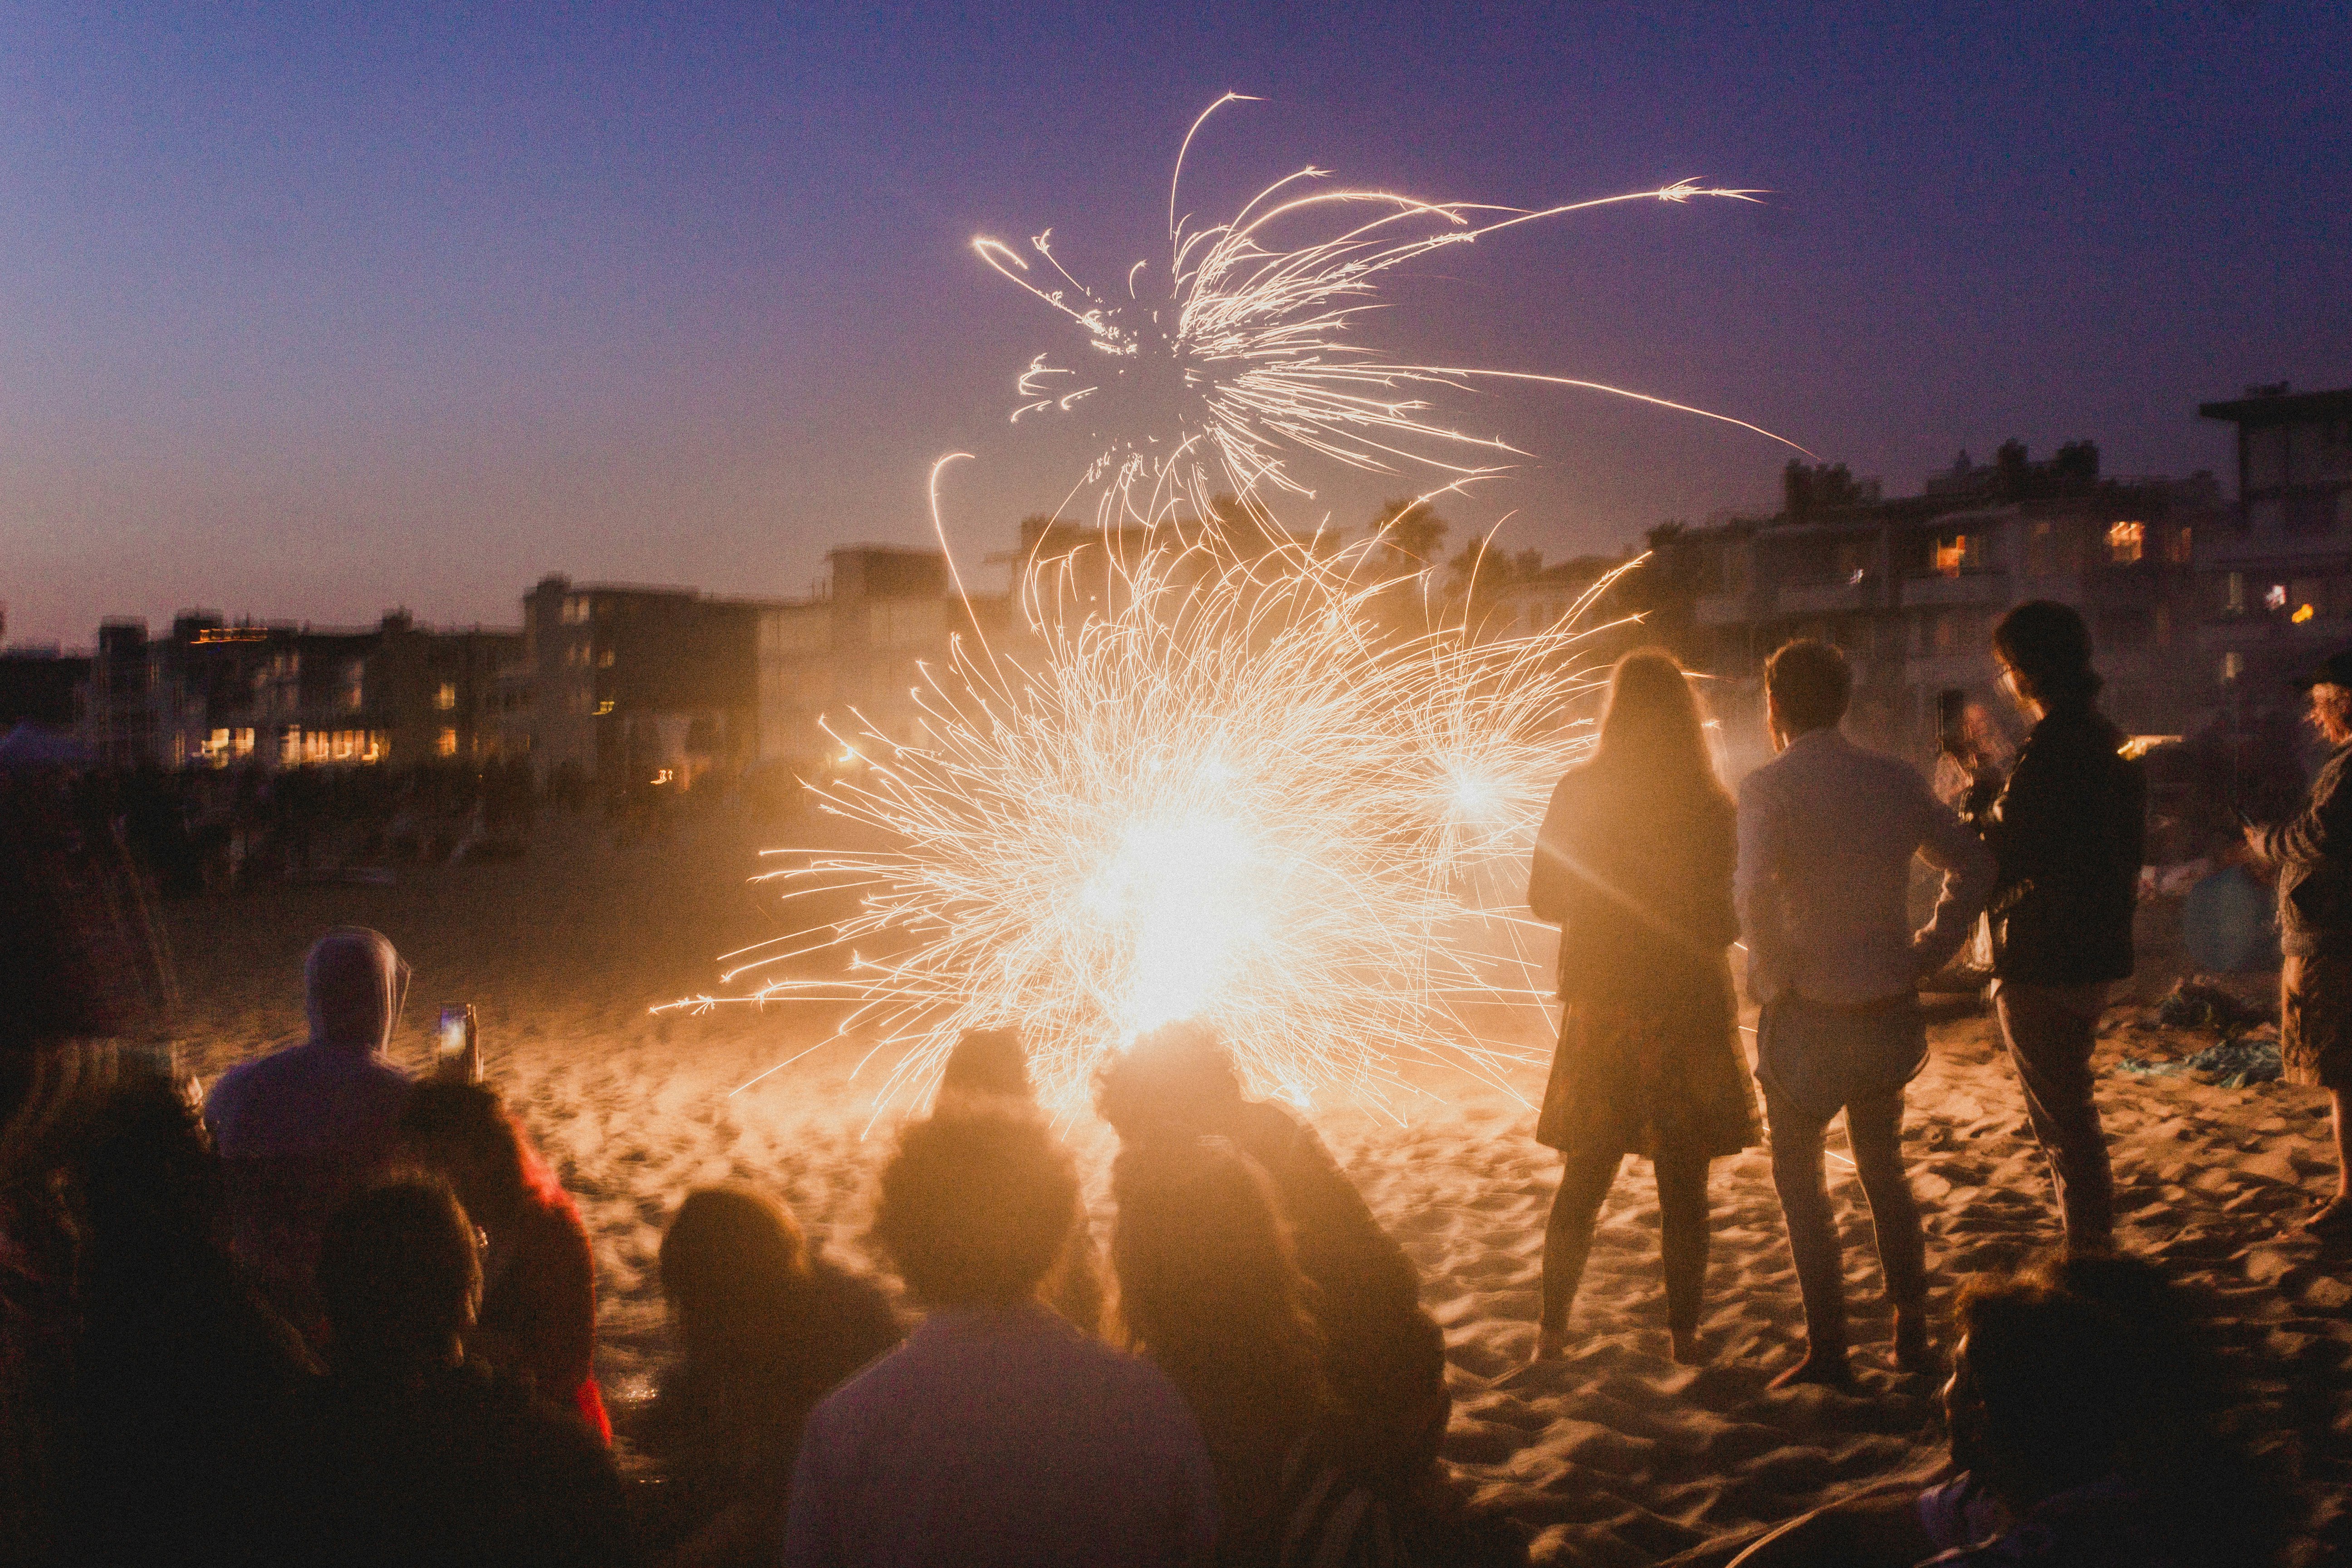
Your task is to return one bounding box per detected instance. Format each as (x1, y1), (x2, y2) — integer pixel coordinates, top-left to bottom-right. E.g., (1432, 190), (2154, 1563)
(594, 700), (614, 715)
(2106, 521), (2144, 564)
(1933, 534), (1979, 576)
(597, 650), (614, 668)
(2226, 572), (2245, 615)
(2167, 526), (2193, 565)
(437, 728), (458, 757)
(2293, 603), (2317, 624)
(2265, 583), (2288, 612)
(435, 682), (457, 710)
(2223, 651), (2244, 683)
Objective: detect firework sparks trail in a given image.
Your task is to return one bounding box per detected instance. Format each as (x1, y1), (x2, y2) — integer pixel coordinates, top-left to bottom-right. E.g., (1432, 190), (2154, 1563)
(665, 98), (1795, 1117)
(671, 525), (1645, 1115)
(973, 92), (1806, 534)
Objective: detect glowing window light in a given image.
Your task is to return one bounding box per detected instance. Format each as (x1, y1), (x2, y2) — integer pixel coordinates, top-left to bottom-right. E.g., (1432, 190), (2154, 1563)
(2265, 584), (2288, 612)
(2293, 603), (2317, 624)
(2107, 521), (2144, 564)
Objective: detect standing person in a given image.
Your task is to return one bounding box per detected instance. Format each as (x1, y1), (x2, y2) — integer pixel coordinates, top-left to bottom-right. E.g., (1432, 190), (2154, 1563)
(2244, 648), (2352, 1237)
(205, 926), (415, 1333)
(1980, 602), (2146, 1254)
(1737, 639), (1994, 1387)
(782, 1106), (1218, 1568)
(397, 1082), (611, 1441)
(1525, 647), (1758, 1365)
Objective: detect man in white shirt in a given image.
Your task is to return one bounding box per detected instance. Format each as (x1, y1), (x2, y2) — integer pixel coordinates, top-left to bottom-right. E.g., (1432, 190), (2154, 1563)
(1736, 640), (1994, 1388)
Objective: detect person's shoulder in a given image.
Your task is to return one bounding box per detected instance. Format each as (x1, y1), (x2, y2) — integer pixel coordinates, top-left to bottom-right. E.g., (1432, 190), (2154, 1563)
(806, 1256), (907, 1356)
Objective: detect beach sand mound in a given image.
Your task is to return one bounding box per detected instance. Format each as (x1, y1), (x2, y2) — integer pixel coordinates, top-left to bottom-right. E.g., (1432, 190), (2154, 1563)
(164, 815), (2352, 1564)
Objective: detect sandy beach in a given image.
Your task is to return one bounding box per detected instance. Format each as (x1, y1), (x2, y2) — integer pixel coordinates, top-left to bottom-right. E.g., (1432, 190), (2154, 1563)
(160, 812), (2352, 1565)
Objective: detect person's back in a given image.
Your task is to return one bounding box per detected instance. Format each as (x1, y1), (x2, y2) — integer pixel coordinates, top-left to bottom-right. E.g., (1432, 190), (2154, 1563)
(791, 1304), (1215, 1567)
(1530, 761), (1738, 1011)
(1102, 1027), (1445, 1492)
(783, 1107), (1215, 1568)
(61, 1081), (314, 1568)
(1738, 731), (1968, 1003)
(297, 1358), (629, 1568)
(293, 1179), (629, 1568)
(206, 927), (413, 1329)
(642, 1186), (903, 1566)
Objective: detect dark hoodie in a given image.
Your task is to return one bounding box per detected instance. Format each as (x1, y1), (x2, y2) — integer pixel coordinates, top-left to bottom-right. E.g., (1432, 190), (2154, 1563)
(205, 927), (415, 1329)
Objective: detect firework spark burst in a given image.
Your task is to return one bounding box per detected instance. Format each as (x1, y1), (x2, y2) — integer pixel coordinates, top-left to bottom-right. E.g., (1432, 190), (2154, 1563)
(676, 524), (1642, 1114)
(975, 92), (1803, 534)
(667, 98), (1791, 1115)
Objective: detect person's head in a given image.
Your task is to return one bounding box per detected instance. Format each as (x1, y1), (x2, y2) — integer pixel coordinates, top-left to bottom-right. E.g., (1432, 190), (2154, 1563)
(304, 927), (408, 1054)
(2294, 650), (2352, 746)
(659, 1185), (813, 1363)
(937, 1027), (1034, 1106)
(1992, 600), (2100, 716)
(1094, 1019), (1247, 1145)
(317, 1179), (480, 1373)
(1110, 1137), (1324, 1427)
(1763, 638), (1852, 746)
(72, 1078), (221, 1262)
(1590, 647), (1722, 794)
(872, 1106), (1078, 1309)
(396, 1082), (529, 1222)
(1943, 1254), (2164, 1509)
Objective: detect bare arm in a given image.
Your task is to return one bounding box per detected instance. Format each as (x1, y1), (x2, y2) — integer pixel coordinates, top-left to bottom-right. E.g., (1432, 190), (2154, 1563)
(1911, 782), (1996, 978)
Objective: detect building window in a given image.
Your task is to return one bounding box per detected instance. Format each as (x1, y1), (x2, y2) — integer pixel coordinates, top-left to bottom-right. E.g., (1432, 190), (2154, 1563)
(437, 728), (459, 757)
(2106, 521), (2145, 564)
(561, 595), (588, 624)
(2225, 571), (2246, 616)
(2264, 583), (2288, 612)
(2167, 526), (2193, 565)
(2223, 651), (2244, 683)
(2026, 522), (2053, 576)
(1933, 534), (1982, 577)
(435, 682), (457, 710)
(597, 650), (615, 668)
(594, 700), (615, 715)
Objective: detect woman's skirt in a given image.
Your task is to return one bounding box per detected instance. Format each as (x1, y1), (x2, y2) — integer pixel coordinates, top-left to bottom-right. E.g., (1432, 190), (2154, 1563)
(1536, 971), (1758, 1161)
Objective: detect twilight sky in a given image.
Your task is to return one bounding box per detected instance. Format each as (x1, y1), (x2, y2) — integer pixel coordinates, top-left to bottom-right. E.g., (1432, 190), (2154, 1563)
(4, 3), (2347, 646)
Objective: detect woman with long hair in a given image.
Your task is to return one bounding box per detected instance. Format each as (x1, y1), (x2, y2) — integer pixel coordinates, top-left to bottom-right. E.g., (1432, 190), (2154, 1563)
(1526, 647), (1756, 1363)
(641, 1185), (900, 1567)
(1111, 1137), (1329, 1564)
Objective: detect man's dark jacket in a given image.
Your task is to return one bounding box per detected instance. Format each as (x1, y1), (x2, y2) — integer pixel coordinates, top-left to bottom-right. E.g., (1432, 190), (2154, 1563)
(2254, 740), (2352, 957)
(1980, 701), (2145, 984)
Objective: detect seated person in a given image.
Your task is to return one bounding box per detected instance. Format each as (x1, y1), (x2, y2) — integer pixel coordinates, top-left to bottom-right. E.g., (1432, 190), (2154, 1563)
(57, 1080), (314, 1568)
(396, 1082), (610, 1441)
(291, 1180), (630, 1568)
(205, 927), (414, 1332)
(936, 1026), (1104, 1333)
(1097, 1021), (1448, 1493)
(782, 1105), (1217, 1568)
(1730, 1251), (2284, 1568)
(637, 1185), (901, 1567)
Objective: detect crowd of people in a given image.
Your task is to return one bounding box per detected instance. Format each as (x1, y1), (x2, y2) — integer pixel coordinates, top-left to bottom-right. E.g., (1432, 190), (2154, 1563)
(0, 594), (2331, 1566)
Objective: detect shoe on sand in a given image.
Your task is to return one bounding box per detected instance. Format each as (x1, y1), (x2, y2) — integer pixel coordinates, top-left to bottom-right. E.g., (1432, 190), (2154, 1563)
(2300, 1198), (2352, 1238)
(1893, 1309), (1938, 1375)
(1770, 1349), (1857, 1391)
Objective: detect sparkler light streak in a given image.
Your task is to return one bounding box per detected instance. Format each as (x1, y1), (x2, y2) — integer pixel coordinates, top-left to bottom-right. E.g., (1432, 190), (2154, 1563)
(667, 98), (1794, 1116)
(974, 92), (1805, 535)
(674, 526), (1642, 1115)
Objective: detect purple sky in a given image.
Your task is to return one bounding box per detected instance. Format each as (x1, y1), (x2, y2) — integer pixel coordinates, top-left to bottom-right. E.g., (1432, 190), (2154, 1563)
(5, 3), (2347, 646)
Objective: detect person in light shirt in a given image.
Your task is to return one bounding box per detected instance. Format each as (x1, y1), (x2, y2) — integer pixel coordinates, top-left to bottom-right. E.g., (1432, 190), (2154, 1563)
(782, 1105), (1217, 1568)
(1736, 639), (1994, 1388)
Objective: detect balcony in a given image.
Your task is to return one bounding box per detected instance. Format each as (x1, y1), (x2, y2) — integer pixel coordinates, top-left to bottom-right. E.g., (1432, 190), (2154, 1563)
(1900, 571), (2010, 608)
(1774, 574), (1886, 616)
